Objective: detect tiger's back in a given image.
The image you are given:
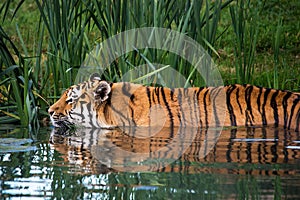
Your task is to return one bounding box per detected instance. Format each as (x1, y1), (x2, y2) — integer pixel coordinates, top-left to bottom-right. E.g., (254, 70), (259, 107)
(48, 75), (300, 131)
(100, 82), (300, 131)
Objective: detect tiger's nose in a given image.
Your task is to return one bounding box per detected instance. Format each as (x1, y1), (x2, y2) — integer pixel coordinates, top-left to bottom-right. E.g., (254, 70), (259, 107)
(48, 108), (54, 116)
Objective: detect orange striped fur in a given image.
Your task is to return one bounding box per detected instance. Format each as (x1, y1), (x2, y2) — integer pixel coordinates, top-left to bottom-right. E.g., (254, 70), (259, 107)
(48, 76), (300, 131)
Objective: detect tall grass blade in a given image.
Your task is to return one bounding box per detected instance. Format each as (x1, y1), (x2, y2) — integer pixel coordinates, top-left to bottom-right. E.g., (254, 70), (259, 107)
(230, 0), (259, 84)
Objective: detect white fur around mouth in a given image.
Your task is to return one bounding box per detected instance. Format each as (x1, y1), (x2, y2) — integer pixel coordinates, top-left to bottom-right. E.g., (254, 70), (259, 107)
(50, 116), (74, 128)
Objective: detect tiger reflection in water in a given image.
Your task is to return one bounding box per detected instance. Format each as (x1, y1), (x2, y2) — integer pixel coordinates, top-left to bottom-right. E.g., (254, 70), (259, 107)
(49, 125), (300, 175)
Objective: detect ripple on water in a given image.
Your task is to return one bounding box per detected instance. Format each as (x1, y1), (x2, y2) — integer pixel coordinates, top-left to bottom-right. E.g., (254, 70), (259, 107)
(1, 177), (53, 198)
(0, 138), (37, 153)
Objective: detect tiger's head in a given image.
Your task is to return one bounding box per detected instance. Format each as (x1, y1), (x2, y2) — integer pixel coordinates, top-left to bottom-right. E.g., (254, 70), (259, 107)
(48, 74), (113, 128)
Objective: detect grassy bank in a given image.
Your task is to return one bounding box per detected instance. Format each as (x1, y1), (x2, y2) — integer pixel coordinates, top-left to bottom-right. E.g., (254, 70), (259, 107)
(0, 0), (299, 128)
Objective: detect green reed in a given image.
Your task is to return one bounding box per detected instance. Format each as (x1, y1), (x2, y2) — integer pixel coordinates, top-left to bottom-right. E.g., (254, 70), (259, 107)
(35, 0), (93, 95)
(267, 18), (282, 89)
(89, 0), (233, 86)
(265, 18), (300, 91)
(0, 25), (39, 129)
(229, 0), (259, 84)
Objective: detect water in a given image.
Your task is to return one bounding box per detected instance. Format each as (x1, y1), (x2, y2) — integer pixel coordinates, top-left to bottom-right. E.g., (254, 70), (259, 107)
(0, 125), (300, 199)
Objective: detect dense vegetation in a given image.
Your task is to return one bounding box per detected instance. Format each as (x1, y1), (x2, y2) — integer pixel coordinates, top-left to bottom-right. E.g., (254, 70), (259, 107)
(0, 0), (299, 129)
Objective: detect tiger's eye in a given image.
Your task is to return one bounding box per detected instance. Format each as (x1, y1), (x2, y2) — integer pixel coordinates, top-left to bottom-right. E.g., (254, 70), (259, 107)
(66, 98), (73, 104)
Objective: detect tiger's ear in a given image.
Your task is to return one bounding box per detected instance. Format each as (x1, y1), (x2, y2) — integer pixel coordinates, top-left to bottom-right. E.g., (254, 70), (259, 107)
(89, 73), (101, 81)
(94, 81), (111, 102)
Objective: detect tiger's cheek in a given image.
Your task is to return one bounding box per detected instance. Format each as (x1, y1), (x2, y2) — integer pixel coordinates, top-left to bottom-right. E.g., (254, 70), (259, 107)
(64, 103), (73, 115)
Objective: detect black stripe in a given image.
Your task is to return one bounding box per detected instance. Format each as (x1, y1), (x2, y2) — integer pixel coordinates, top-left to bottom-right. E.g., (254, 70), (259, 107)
(261, 127), (267, 163)
(257, 143), (262, 164)
(282, 92), (292, 129)
(246, 140), (252, 163)
(146, 86), (152, 127)
(193, 90), (200, 127)
(129, 104), (136, 126)
(160, 87), (174, 129)
(270, 90), (279, 126)
(69, 112), (82, 118)
(130, 94), (135, 103)
(177, 89), (185, 126)
(256, 87), (263, 123)
(121, 83), (137, 125)
(185, 88), (195, 126)
(68, 107), (75, 120)
(245, 85), (254, 126)
(283, 129), (289, 163)
(120, 83), (137, 126)
(155, 87), (160, 104)
(191, 128), (202, 161)
(261, 88), (271, 125)
(226, 85), (237, 126)
(87, 102), (96, 127)
(146, 86), (152, 109)
(256, 86), (262, 111)
(296, 108), (300, 132)
(71, 89), (79, 99)
(203, 89), (209, 127)
(271, 128), (279, 163)
(196, 87), (205, 127)
(288, 97), (300, 130)
(235, 87), (243, 114)
(226, 128), (237, 162)
(152, 88), (156, 104)
(211, 87), (222, 126)
(75, 85), (81, 91)
(261, 127), (269, 163)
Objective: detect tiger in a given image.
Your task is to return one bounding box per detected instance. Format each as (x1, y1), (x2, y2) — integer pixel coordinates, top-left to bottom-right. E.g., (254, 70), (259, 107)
(48, 73), (300, 131)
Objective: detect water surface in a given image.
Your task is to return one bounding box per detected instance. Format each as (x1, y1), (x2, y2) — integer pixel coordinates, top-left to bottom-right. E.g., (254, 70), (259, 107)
(0, 125), (299, 199)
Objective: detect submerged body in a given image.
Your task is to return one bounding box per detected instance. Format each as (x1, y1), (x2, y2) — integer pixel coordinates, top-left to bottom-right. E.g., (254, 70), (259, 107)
(48, 75), (300, 131)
